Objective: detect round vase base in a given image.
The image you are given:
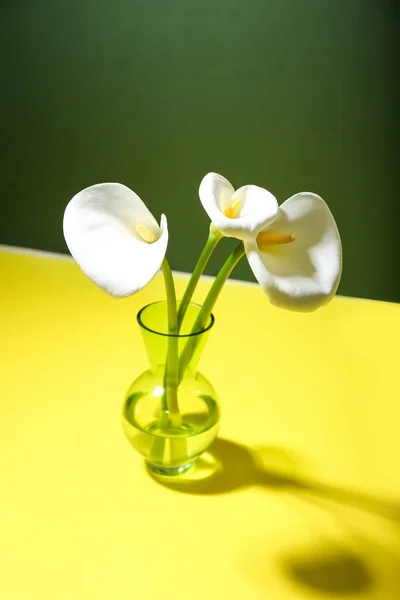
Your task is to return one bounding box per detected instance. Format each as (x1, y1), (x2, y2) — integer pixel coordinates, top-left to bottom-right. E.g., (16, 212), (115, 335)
(145, 460), (195, 477)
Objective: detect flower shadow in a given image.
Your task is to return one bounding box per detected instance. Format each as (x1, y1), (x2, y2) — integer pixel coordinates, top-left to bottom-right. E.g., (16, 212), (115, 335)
(151, 438), (400, 522)
(151, 439), (400, 596)
(151, 438), (400, 596)
(280, 544), (374, 595)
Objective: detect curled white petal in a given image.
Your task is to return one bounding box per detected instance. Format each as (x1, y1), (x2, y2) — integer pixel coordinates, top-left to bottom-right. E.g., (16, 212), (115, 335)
(199, 172), (278, 241)
(63, 183), (168, 297)
(245, 193), (342, 312)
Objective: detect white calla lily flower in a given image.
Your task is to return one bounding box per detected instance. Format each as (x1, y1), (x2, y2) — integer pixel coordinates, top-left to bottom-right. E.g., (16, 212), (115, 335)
(244, 192), (342, 312)
(199, 172), (278, 240)
(63, 183), (168, 297)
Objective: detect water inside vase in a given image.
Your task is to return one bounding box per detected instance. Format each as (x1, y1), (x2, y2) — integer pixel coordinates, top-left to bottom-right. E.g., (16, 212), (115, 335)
(123, 391), (220, 470)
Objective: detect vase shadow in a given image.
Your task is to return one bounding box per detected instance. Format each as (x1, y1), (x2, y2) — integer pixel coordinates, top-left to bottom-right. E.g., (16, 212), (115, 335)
(151, 438), (400, 524)
(151, 438), (400, 597)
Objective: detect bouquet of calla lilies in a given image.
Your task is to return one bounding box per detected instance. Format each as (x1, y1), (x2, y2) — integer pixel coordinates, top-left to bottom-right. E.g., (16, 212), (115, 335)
(64, 171), (342, 314)
(64, 172), (342, 422)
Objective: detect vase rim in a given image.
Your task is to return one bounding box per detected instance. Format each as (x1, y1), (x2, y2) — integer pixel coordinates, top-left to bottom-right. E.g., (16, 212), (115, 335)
(137, 301), (215, 338)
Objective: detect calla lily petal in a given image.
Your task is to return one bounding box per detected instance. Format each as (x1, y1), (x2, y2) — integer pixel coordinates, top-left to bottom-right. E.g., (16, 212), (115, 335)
(244, 193), (342, 312)
(199, 172), (278, 241)
(63, 183), (168, 297)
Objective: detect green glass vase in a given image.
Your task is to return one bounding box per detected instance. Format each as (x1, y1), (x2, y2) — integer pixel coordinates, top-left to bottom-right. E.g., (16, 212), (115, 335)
(122, 301), (220, 476)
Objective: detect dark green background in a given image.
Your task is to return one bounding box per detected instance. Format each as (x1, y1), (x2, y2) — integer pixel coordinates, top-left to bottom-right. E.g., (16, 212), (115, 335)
(1, 1), (398, 302)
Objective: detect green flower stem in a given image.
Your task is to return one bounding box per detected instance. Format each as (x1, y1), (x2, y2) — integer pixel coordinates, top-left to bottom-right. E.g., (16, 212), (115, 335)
(178, 242), (245, 382)
(161, 258), (180, 423)
(177, 223), (223, 328)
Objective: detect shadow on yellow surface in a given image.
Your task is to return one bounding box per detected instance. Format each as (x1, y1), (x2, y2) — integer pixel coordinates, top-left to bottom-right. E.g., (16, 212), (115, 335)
(280, 544), (373, 595)
(151, 438), (400, 522)
(151, 439), (400, 596)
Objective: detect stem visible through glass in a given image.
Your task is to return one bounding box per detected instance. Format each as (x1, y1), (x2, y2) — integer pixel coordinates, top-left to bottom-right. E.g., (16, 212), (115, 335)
(161, 240), (245, 420)
(161, 258), (180, 424)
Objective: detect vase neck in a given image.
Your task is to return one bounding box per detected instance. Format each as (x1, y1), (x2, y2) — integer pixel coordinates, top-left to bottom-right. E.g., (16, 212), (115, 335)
(137, 301), (214, 373)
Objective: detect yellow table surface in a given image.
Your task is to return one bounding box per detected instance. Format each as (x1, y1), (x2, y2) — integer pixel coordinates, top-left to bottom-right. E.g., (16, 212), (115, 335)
(1, 246), (400, 600)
